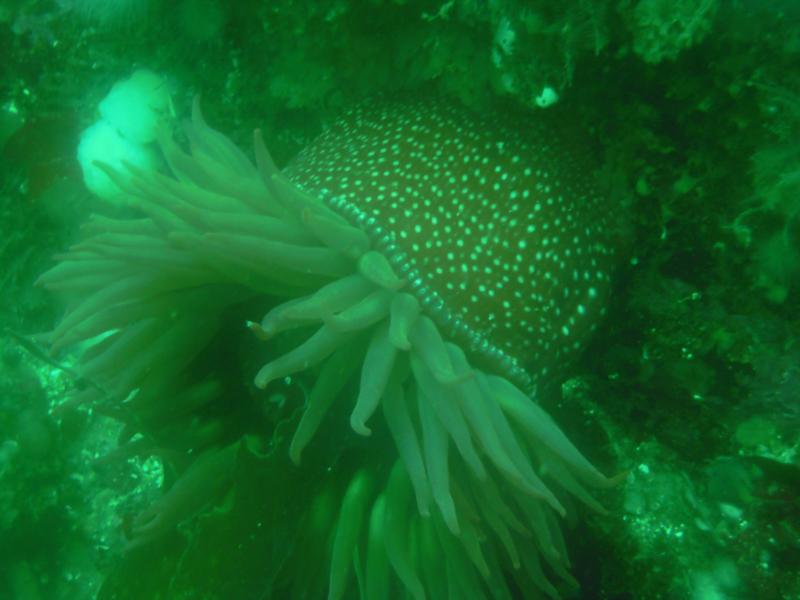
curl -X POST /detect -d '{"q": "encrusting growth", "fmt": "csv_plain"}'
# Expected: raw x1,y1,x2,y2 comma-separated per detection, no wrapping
40,97,623,598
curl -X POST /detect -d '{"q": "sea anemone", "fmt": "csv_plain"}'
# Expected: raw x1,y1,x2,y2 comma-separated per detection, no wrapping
40,97,623,597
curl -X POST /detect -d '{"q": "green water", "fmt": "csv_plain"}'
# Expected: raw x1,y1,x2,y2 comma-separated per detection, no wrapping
1,1,798,599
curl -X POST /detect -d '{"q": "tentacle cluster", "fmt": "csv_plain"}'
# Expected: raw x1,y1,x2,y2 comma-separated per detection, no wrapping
321,461,577,600
39,100,621,598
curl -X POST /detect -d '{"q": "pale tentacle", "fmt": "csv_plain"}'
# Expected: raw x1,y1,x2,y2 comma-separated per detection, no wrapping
358,250,405,290
381,380,432,517
408,316,472,384
328,470,373,600
416,385,459,535
388,293,419,350
489,373,621,488
364,494,391,600
409,352,486,481
351,323,397,436
282,274,375,320
254,326,353,389
301,208,370,259
382,462,426,600
324,289,392,333
289,342,362,465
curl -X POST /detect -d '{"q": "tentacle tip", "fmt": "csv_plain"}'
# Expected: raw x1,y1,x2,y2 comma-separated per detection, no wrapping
254,372,272,389
350,418,372,437
246,320,269,340
289,450,302,466
606,469,630,487
389,334,411,351
446,521,461,536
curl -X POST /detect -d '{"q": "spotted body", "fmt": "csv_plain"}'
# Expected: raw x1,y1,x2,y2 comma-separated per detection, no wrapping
286,99,617,389
41,97,623,598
